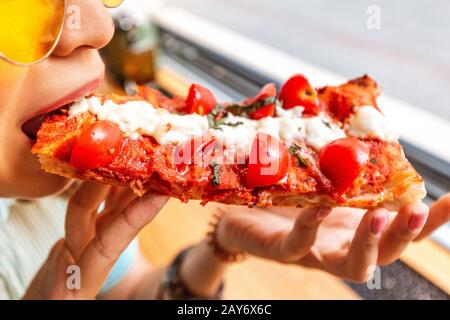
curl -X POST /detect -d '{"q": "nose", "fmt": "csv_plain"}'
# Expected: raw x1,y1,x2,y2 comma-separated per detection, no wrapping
51,0,115,57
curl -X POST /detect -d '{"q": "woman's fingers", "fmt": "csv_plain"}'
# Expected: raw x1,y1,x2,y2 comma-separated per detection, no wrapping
377,202,429,265
216,207,294,257
415,194,450,241
103,187,138,214
77,194,169,296
97,187,138,230
65,182,110,260
345,209,388,282
279,207,331,261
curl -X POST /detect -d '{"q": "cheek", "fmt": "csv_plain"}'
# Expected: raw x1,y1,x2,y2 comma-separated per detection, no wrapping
0,60,28,84
0,62,28,118
0,62,73,198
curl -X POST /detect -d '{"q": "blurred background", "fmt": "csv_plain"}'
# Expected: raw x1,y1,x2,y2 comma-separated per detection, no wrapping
100,0,450,299
106,0,450,119
166,0,450,120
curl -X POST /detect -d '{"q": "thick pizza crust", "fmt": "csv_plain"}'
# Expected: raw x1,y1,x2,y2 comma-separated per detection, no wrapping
37,153,426,211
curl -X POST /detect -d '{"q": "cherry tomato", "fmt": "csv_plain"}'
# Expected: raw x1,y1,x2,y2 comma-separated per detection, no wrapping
186,84,217,115
249,104,276,120
279,74,319,115
247,133,290,188
174,136,216,173
245,83,277,105
245,83,277,120
319,138,369,194
70,121,124,171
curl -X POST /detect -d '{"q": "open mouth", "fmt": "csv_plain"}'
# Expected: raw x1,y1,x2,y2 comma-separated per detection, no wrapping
20,76,103,142
21,103,76,141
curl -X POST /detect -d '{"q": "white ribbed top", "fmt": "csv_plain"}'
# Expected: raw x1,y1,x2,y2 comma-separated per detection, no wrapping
0,197,66,299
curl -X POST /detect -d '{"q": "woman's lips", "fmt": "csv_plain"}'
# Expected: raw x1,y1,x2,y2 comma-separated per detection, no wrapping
33,77,103,118
21,76,103,141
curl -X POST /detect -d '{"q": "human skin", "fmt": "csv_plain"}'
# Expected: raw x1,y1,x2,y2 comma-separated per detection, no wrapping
2,0,448,300
0,0,113,198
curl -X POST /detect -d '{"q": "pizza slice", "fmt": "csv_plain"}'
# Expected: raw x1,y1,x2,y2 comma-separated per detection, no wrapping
28,74,426,210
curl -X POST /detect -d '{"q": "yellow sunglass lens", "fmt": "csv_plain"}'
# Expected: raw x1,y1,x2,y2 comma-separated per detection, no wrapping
0,0,65,64
103,0,124,8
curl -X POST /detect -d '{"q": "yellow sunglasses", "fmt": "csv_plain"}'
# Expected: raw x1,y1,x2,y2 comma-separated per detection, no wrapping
0,0,124,66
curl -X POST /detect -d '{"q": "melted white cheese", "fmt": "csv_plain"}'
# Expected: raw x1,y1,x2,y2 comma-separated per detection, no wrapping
69,97,209,144
209,113,257,154
69,98,397,155
303,116,346,150
200,105,345,153
346,105,399,142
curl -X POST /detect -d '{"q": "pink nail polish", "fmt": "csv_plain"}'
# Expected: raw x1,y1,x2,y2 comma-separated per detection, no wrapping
371,214,388,235
408,212,428,231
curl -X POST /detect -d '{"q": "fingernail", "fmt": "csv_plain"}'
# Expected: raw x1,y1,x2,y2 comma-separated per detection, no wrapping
316,208,331,221
408,212,428,231
371,213,388,235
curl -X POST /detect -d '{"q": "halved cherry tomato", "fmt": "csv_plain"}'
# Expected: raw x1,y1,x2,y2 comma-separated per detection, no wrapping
245,83,277,120
70,121,124,171
319,138,369,194
186,84,217,115
279,74,319,115
174,136,216,173
247,133,290,188
244,83,277,105
249,104,276,120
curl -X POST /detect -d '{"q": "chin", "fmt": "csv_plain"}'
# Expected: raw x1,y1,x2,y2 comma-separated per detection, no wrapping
18,171,73,199
4,137,74,199
34,172,73,198
8,158,74,199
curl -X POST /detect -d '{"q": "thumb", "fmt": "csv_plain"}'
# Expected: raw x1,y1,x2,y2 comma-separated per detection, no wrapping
75,194,169,297
23,239,79,300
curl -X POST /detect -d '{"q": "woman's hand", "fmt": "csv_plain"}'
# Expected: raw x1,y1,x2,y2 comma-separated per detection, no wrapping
215,201,435,282
24,182,168,299
415,194,450,241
